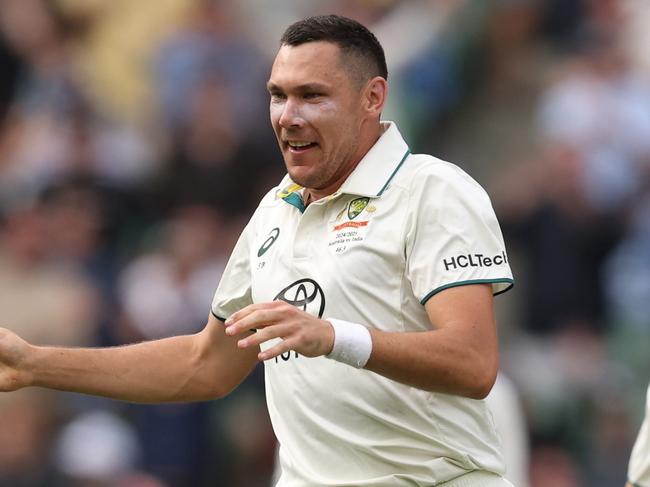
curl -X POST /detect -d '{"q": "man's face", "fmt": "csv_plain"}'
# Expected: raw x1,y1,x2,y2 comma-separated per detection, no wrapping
267,41,367,191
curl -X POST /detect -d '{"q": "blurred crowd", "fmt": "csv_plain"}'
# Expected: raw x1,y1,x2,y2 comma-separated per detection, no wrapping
0,0,648,486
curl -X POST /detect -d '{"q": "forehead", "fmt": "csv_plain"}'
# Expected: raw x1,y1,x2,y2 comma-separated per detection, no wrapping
269,41,350,88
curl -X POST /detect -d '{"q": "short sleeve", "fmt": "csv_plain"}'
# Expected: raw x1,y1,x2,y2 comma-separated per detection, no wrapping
210,217,256,321
629,385,650,487
405,162,514,305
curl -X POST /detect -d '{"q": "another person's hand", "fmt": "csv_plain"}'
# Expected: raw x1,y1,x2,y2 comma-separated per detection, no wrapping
224,301,334,361
0,328,32,392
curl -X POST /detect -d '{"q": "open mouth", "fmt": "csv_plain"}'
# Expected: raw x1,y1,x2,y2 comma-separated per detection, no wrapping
286,141,318,153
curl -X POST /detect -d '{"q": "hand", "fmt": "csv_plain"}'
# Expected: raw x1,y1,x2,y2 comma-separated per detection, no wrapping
0,328,32,392
224,301,334,362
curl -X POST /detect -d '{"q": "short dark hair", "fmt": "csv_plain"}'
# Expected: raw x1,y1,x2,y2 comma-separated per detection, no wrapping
280,14,388,83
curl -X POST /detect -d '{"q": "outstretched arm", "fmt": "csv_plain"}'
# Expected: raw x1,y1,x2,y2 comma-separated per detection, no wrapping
226,283,499,399
0,314,259,403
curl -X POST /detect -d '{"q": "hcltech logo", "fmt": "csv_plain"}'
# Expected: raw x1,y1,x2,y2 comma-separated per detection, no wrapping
347,197,369,220
442,251,508,271
258,228,280,257
274,278,326,318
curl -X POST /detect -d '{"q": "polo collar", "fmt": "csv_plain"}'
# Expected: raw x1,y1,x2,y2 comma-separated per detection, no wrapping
277,121,410,211
277,182,306,213
338,121,410,198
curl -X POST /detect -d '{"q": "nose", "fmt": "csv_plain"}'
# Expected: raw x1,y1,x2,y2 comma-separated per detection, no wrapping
278,98,304,129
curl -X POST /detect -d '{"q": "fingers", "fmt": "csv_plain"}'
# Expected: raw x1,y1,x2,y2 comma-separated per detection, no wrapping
236,323,293,350
238,324,301,362
225,301,294,336
258,339,296,362
224,301,331,361
225,302,274,326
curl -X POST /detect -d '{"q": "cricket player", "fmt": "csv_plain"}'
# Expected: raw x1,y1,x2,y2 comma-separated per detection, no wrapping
0,15,515,486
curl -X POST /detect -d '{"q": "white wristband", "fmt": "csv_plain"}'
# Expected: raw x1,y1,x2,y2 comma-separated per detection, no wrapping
326,318,372,368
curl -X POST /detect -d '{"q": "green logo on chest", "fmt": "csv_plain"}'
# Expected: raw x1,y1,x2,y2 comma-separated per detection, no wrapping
347,197,370,220
258,227,280,257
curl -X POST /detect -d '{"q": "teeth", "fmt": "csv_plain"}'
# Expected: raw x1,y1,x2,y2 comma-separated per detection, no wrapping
287,141,312,148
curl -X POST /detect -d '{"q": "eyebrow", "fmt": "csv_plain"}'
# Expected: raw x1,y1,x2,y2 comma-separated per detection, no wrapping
266,82,330,93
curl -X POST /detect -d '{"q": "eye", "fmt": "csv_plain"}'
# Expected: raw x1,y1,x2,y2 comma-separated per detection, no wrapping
303,92,323,100
270,92,286,101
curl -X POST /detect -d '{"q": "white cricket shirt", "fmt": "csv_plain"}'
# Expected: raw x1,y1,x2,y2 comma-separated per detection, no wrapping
629,384,650,487
212,122,514,486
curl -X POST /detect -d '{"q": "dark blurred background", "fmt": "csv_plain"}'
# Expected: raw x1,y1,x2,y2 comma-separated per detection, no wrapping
0,0,648,486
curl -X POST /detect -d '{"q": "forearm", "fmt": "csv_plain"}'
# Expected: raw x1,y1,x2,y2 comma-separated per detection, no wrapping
365,327,498,399
0,316,258,403
26,334,217,403
223,286,499,398
361,284,500,398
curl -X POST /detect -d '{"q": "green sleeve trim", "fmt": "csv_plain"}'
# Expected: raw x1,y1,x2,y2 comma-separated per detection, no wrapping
420,278,514,305
210,310,227,323
377,149,411,196
210,309,257,332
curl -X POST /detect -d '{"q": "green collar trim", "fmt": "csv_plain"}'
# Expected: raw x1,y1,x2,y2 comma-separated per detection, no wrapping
283,191,305,213
377,149,410,196
277,183,306,213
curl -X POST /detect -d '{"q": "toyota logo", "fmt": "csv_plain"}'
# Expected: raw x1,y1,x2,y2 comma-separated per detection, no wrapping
274,278,326,318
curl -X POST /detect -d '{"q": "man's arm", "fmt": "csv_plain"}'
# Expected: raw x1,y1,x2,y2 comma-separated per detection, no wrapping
0,314,259,403
225,283,498,399
366,283,498,399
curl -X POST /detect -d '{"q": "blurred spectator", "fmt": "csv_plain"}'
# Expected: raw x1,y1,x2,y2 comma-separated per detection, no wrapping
0,0,157,209
496,143,624,335
0,203,100,486
37,175,140,347
151,0,281,219
118,205,226,341
0,206,98,347
154,0,268,134
0,391,58,486
116,205,228,487
0,0,85,207
54,410,146,486
537,37,650,213
379,0,466,147
529,443,582,487
605,193,650,329
54,0,192,126
152,73,282,219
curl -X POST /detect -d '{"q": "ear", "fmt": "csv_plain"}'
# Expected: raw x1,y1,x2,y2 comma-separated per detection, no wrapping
362,76,388,117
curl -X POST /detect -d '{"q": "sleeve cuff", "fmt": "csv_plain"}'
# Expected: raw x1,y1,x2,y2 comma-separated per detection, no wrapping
420,278,514,305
